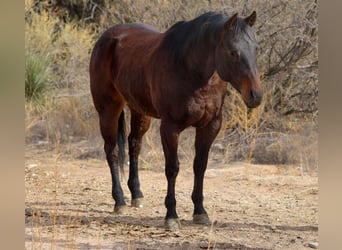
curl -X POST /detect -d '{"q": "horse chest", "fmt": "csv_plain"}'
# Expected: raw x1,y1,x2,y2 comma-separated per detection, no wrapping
157,75,226,127
188,73,226,127
187,92,224,127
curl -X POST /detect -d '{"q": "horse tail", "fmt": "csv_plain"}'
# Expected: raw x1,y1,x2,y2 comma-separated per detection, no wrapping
100,30,126,175
117,109,126,177
108,32,126,177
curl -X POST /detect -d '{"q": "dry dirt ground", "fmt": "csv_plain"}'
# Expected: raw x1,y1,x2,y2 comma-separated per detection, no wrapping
25,144,318,250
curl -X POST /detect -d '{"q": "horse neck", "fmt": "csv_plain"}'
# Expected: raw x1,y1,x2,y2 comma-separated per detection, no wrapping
183,43,216,85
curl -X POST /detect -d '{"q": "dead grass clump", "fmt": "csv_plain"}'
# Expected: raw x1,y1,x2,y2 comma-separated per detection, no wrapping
26,95,98,146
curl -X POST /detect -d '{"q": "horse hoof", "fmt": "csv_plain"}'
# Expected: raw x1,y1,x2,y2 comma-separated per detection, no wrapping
193,214,211,225
114,205,128,214
131,198,144,208
164,218,181,231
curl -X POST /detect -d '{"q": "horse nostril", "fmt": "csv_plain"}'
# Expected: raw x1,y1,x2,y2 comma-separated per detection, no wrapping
250,90,255,100
249,89,263,106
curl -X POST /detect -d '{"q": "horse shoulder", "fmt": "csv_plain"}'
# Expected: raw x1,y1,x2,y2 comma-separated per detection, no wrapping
155,73,226,127
191,78,226,125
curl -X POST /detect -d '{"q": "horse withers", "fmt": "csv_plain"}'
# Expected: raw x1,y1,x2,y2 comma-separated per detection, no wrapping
89,11,262,231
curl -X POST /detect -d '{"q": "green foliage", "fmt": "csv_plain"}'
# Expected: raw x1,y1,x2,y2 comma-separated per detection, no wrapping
25,53,50,105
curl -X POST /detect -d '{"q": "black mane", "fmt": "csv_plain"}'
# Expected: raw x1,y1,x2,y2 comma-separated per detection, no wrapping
160,12,250,64
161,12,226,63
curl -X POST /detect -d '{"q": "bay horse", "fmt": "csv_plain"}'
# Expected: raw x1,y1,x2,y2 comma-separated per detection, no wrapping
89,11,262,230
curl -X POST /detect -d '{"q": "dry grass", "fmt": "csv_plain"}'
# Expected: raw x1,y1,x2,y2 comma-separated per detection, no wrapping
25,0,318,170
25,0,97,148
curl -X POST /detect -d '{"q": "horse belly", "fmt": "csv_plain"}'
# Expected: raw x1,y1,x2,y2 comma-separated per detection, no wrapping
114,73,160,118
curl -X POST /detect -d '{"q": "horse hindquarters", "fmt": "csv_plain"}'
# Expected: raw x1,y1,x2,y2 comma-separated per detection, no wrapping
89,32,127,213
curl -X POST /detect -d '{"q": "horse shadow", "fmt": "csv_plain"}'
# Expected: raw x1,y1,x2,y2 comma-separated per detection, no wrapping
25,201,318,233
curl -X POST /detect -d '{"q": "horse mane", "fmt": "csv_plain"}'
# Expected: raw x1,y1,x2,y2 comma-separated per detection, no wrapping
160,12,249,64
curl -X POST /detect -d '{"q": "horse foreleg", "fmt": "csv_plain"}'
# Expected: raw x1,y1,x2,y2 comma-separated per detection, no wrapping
192,115,222,224
160,121,182,231
128,110,151,208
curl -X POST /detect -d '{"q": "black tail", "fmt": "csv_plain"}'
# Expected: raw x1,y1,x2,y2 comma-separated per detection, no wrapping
117,110,126,176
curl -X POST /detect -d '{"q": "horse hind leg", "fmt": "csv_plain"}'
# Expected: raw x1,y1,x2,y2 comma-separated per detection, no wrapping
127,109,151,208
98,99,127,214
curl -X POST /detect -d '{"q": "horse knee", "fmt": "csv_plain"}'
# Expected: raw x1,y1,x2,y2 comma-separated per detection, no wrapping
165,162,179,179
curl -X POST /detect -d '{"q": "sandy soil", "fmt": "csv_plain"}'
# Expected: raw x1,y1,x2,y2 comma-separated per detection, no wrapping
25,145,318,249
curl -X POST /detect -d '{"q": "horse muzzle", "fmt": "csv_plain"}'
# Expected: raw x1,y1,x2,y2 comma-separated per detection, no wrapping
241,72,263,108
245,88,263,108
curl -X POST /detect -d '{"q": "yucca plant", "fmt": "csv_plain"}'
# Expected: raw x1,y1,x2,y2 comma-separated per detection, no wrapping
25,53,50,105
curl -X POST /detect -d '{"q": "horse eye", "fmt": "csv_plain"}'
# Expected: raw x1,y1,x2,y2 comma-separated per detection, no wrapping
230,50,239,59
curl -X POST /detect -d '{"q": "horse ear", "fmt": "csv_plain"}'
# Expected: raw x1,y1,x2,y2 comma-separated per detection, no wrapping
244,11,257,27
224,13,238,31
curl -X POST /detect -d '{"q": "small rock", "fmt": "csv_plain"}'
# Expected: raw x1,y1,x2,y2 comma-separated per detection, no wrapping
25,208,43,217
306,242,318,249
89,222,99,229
80,216,90,225
199,241,209,249
37,140,48,145
25,208,33,216
26,164,38,170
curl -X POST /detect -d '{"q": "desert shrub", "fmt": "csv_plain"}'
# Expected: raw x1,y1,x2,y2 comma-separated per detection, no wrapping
25,53,51,105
